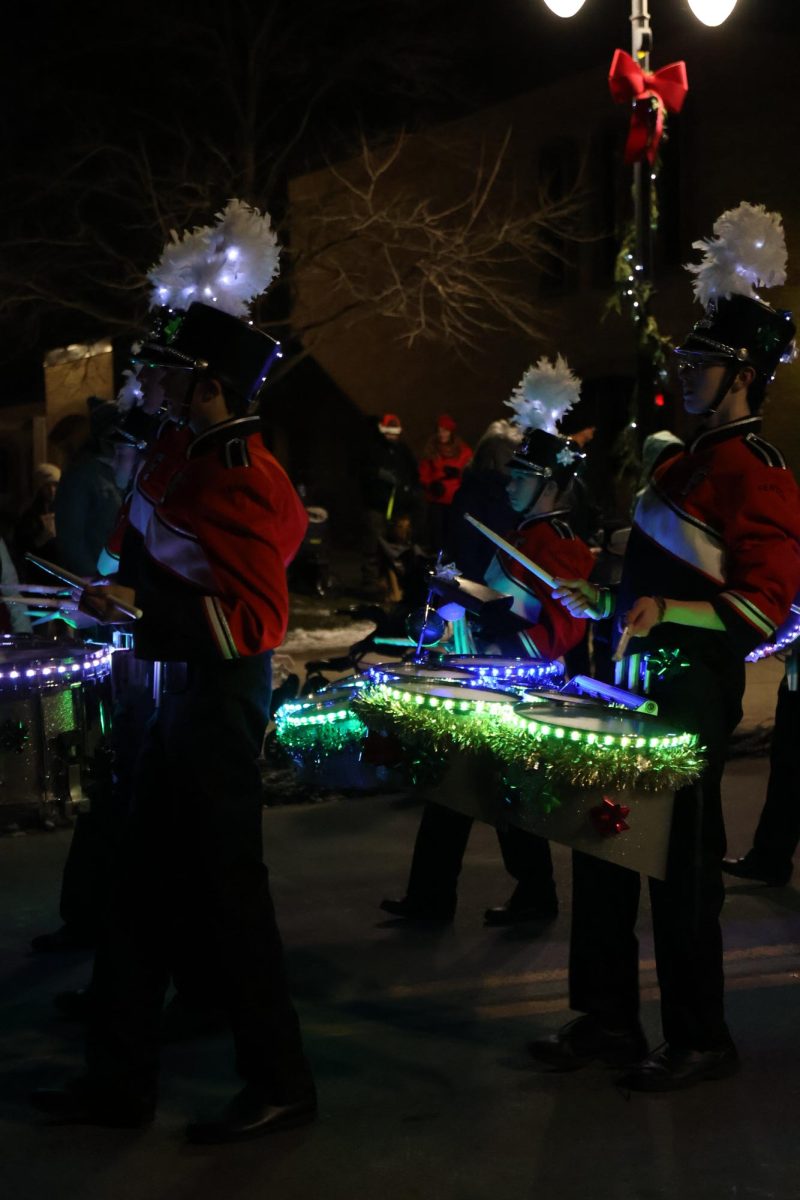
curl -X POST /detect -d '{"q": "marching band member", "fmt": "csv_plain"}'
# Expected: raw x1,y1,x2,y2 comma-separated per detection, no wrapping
33,206,316,1143
537,203,800,1091
381,357,595,927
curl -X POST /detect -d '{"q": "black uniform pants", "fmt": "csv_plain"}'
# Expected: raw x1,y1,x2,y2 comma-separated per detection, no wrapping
86,653,310,1104
405,800,556,911
751,678,800,875
59,659,155,935
569,659,743,1051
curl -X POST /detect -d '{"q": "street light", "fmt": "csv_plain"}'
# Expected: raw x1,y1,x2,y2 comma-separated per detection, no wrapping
543,1,587,14
687,1,738,27
544,1,738,29
539,0,737,434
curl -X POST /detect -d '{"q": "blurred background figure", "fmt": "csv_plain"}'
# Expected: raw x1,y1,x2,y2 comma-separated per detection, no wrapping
446,418,521,579
54,397,124,578
419,413,472,554
13,462,61,574
0,537,32,635
633,428,684,510
357,412,421,597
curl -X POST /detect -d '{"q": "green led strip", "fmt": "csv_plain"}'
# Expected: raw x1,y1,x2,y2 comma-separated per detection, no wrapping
352,684,703,794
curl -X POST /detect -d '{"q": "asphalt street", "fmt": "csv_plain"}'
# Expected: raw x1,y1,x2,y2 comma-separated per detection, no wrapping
0,568,794,1200
2,642,799,1200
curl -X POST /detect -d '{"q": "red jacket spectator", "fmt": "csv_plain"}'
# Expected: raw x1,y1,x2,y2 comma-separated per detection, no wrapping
419,414,472,506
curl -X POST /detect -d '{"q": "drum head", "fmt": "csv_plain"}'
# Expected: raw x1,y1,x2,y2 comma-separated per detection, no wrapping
0,635,87,665
0,637,112,685
299,684,362,710
514,698,674,740
388,680,517,705
369,661,475,688
448,655,563,676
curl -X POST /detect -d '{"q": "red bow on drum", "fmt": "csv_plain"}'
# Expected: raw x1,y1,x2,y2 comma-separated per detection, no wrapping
590,796,631,837
608,49,689,165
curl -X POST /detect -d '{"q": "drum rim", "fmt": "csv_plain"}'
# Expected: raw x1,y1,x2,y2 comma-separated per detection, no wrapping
379,679,518,704
514,698,682,739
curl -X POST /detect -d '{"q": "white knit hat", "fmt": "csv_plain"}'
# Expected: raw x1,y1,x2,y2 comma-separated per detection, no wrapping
33,462,61,489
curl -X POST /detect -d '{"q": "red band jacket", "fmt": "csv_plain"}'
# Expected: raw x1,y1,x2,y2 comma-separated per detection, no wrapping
618,416,800,668
483,510,595,659
102,418,193,581
131,416,307,662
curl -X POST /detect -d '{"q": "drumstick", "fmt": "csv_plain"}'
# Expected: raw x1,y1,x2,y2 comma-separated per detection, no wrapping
0,595,80,610
0,583,70,596
464,514,556,589
612,625,633,663
25,554,143,621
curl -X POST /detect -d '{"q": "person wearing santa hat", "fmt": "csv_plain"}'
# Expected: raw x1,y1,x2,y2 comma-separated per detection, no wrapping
357,412,421,597
419,413,472,554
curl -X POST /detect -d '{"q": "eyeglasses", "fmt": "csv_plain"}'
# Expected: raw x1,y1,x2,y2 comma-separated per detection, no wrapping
677,359,719,375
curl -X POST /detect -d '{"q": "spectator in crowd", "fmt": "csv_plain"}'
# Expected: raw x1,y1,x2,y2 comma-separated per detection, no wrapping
446,418,521,580
419,414,472,554
357,413,420,596
13,462,61,573
54,398,123,578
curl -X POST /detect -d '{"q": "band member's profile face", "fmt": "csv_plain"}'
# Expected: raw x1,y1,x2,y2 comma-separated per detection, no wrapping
506,468,543,514
678,360,727,415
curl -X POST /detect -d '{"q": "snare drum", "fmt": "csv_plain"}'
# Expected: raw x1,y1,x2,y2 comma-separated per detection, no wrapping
446,655,564,691
512,697,686,748
381,678,517,708
276,681,397,792
366,661,476,689
0,636,113,831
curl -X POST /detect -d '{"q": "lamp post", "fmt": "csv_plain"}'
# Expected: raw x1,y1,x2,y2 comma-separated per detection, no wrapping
542,0,738,435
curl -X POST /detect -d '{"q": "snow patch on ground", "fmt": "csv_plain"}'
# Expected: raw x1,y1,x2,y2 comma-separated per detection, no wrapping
279,621,375,654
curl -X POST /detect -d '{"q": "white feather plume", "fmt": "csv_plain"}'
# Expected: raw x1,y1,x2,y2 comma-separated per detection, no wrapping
686,202,787,310
504,355,581,434
147,199,280,317
116,365,144,413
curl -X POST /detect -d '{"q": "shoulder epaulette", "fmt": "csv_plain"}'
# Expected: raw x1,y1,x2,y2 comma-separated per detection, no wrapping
222,438,252,469
743,432,786,469
550,518,574,540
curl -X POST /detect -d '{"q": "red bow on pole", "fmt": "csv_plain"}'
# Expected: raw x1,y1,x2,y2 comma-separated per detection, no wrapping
608,49,689,165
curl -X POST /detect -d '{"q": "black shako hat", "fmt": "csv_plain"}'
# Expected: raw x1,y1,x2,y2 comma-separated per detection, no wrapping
675,293,796,383
135,302,282,403
508,428,584,489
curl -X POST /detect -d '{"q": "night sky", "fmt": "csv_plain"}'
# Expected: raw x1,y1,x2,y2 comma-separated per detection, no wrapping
2,0,797,398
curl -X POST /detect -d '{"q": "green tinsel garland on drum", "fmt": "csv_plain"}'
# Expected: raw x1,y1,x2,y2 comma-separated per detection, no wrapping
351,688,704,795
275,712,366,759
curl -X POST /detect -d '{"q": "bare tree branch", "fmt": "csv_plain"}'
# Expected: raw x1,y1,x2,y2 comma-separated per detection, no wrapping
289,129,589,356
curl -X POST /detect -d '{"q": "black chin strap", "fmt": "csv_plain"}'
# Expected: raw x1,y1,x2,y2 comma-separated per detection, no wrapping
522,473,549,516
701,362,738,420
174,371,201,429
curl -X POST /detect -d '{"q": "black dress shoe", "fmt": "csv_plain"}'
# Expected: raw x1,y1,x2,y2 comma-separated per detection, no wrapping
616,1043,739,1092
53,988,93,1021
721,851,792,887
484,898,558,926
31,1078,154,1128
31,925,96,953
186,1084,317,1145
527,1014,648,1071
379,896,455,922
